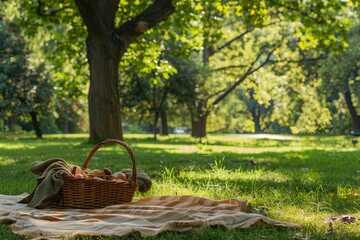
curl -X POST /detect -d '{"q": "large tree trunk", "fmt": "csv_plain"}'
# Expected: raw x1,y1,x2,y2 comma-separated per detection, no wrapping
344,90,360,129
74,0,175,143
87,36,123,142
30,111,42,138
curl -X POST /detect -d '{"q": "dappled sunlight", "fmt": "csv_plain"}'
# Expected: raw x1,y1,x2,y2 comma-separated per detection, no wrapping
44,133,88,139
298,170,323,185
1,0,359,236
1,134,360,239
270,205,327,226
0,157,16,166
134,143,179,150
178,167,291,184
222,134,300,140
178,146,198,152
0,143,35,150
215,146,264,153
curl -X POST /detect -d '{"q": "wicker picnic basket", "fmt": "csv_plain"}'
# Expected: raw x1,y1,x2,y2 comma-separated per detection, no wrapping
58,139,138,209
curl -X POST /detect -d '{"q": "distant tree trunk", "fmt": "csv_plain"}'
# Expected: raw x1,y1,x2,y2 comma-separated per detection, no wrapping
30,111,42,138
248,91,262,133
160,109,169,136
189,98,209,138
191,112,208,138
0,119,4,133
8,113,18,132
153,111,159,140
344,90,360,129
251,106,262,133
64,102,69,133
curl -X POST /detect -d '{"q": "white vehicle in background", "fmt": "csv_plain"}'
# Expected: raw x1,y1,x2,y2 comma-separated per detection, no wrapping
173,127,187,134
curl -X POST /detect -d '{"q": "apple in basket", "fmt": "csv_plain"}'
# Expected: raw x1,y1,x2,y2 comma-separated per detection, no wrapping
74,173,85,179
90,169,103,176
103,168,112,176
112,172,127,181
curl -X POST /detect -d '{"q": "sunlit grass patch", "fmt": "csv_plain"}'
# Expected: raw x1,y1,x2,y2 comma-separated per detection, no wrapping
0,133,360,239
0,156,16,165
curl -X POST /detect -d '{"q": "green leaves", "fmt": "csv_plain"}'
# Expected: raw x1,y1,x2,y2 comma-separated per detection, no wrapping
0,16,54,128
1,0,358,136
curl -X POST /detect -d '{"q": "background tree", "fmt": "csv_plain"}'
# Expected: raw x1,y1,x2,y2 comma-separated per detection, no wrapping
74,0,175,142
119,0,356,137
3,0,175,142
0,16,53,138
1,0,358,138
320,21,360,130
0,16,26,132
121,68,176,140
140,0,355,139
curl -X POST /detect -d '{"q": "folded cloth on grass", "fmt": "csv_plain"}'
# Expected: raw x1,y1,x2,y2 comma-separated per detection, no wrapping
121,168,152,192
0,194,300,240
19,158,73,209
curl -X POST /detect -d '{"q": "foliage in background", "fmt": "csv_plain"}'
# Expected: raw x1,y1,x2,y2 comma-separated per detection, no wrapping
0,15,55,137
319,15,360,131
120,0,358,138
0,1,359,137
1,1,91,135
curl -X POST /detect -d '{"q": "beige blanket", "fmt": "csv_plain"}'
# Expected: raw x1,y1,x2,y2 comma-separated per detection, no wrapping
0,194,300,239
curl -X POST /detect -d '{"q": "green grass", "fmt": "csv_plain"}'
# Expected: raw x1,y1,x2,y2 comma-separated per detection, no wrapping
1,133,360,239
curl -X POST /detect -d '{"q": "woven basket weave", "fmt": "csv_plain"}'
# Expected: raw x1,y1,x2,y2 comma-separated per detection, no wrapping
58,139,138,209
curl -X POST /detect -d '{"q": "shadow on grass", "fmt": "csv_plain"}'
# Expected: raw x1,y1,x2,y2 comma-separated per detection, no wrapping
70,225,299,240
0,136,359,206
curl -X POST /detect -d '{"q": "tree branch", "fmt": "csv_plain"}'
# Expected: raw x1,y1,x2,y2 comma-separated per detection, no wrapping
269,0,332,25
268,55,325,65
211,29,253,57
209,20,282,58
37,0,71,17
205,88,230,102
215,64,249,72
74,0,121,37
116,0,175,48
211,48,276,107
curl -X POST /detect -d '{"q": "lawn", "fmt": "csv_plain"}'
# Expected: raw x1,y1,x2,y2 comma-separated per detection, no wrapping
0,133,359,239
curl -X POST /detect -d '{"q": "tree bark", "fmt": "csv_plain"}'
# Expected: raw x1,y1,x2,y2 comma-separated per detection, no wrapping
344,90,360,129
153,111,159,140
160,109,169,136
252,106,262,133
247,88,262,133
74,0,175,143
191,112,208,139
64,102,69,133
7,113,17,132
87,36,123,142
30,111,43,138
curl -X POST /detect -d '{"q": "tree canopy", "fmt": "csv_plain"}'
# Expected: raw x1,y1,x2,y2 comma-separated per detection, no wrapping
1,0,359,138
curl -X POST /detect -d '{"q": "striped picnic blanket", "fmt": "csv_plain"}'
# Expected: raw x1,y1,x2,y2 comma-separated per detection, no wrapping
0,194,299,239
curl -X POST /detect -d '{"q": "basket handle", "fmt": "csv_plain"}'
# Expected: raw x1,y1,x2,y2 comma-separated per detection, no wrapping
82,139,137,185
